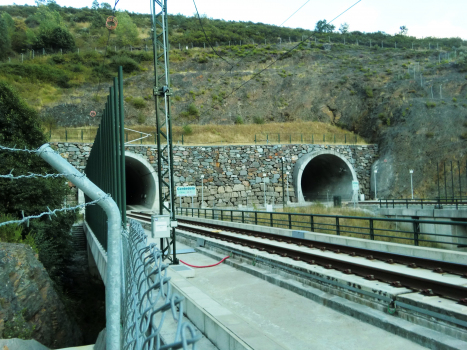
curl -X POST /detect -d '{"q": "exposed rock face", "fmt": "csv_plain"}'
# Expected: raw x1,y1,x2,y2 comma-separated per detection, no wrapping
0,243,82,348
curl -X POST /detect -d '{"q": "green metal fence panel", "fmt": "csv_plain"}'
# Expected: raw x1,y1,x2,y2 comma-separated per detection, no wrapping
84,67,126,249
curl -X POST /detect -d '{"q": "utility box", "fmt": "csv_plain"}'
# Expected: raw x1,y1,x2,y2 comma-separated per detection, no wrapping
151,214,171,239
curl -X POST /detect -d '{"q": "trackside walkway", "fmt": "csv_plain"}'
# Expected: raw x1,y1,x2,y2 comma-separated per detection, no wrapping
168,243,427,350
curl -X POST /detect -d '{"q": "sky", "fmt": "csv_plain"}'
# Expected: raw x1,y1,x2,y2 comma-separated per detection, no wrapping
1,0,467,40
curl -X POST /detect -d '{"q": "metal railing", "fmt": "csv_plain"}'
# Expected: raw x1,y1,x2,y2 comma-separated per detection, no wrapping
378,198,467,209
122,219,200,349
254,133,360,145
176,207,467,248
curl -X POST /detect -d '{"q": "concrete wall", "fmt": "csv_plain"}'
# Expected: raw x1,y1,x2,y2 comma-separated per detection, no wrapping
50,142,378,208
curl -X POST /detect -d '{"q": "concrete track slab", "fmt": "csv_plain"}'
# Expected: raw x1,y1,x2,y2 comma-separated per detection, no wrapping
179,222,467,288
169,248,428,350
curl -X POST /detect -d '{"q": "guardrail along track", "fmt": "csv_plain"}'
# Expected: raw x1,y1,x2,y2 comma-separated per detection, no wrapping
127,212,467,304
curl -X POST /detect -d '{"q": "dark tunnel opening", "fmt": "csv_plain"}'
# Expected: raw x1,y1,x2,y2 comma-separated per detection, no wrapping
125,155,157,210
301,154,353,201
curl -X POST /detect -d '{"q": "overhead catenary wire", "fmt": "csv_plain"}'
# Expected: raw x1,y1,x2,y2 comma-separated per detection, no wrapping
192,0,234,69
202,0,363,114
227,0,363,98
279,0,312,27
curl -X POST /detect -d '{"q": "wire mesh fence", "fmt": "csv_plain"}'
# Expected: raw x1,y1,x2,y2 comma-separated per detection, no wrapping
122,219,201,350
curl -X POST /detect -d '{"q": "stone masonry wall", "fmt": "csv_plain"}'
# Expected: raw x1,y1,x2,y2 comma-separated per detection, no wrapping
50,142,378,208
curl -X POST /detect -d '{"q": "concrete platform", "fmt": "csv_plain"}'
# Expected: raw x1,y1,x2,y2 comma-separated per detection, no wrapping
168,244,432,350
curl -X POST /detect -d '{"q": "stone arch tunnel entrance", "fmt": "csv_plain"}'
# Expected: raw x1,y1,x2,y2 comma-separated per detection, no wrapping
294,150,357,203
125,152,159,211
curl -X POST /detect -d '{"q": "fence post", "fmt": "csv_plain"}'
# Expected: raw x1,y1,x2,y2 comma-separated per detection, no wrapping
65,128,67,141
81,130,83,141
182,134,184,145
140,133,143,144
288,214,292,229
231,210,233,222
310,215,314,232
290,134,291,144
312,134,314,144
221,210,223,221
255,134,256,144
336,217,340,235
255,212,258,225
369,219,374,240
323,134,325,143
242,211,244,223
270,212,273,227
413,218,420,246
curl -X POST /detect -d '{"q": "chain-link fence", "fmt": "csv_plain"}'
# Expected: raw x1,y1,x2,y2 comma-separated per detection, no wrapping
121,219,201,350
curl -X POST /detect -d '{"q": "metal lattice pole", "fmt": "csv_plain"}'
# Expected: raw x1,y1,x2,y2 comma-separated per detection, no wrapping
152,0,178,263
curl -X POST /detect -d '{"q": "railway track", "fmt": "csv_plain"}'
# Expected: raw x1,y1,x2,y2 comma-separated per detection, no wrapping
127,211,467,304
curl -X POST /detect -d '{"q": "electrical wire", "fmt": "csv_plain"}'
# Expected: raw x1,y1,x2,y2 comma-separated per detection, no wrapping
180,256,229,268
279,0,311,27
192,0,234,69
210,0,363,110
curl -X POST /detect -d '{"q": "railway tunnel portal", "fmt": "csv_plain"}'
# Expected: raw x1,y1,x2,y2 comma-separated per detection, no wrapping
125,152,159,211
293,150,357,203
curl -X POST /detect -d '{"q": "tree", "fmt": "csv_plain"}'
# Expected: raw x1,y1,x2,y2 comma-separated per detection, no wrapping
339,23,349,34
91,0,100,10
114,11,140,46
0,81,76,277
0,14,11,59
101,2,112,10
399,26,408,36
315,19,335,33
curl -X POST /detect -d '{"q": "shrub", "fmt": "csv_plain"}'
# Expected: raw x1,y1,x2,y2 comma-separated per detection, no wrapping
3,308,34,340
253,116,265,124
0,63,70,88
136,112,146,124
378,113,385,120
182,124,193,135
235,116,244,124
426,101,436,108
364,86,373,98
453,97,457,102
426,131,434,138
0,214,23,243
110,55,140,73
131,97,146,109
187,103,199,116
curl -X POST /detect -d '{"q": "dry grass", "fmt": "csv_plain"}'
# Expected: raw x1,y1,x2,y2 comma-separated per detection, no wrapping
48,121,367,145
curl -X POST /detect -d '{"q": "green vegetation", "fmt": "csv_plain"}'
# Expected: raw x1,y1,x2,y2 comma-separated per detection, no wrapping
365,86,373,98
3,308,34,340
0,81,76,280
182,124,193,135
253,116,265,124
426,101,436,108
131,96,146,109
235,116,244,125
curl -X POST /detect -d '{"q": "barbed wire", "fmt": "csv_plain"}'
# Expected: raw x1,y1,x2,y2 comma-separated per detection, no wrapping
0,170,86,180
0,195,110,228
0,145,40,153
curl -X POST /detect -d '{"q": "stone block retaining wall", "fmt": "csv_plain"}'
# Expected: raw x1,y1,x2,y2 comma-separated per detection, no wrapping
50,142,378,208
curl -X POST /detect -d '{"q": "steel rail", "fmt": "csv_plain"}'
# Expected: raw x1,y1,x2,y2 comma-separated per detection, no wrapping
127,212,467,303
177,219,467,277
177,223,467,303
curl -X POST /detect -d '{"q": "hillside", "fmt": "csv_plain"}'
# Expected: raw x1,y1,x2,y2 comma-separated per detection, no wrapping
1,4,467,199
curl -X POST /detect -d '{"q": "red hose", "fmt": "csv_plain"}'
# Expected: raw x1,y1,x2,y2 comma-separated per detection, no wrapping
180,256,230,268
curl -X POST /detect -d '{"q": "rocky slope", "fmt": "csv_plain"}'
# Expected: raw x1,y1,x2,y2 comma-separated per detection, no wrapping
0,243,82,348
41,44,467,198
